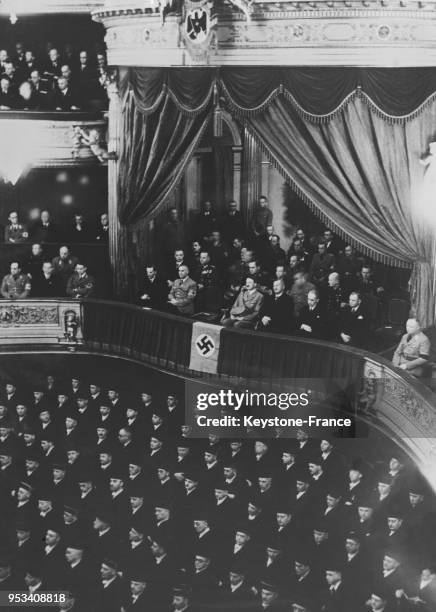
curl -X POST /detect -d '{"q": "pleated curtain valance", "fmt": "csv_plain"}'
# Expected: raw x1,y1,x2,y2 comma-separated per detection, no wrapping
119,66,436,121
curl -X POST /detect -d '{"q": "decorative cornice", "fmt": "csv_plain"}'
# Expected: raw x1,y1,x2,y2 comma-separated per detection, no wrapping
96,2,436,66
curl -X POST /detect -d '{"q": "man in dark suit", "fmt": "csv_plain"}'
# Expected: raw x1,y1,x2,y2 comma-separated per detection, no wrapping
32,262,63,298
96,558,127,612
53,76,80,111
126,573,149,610
31,210,59,243
259,279,295,334
320,559,352,612
309,242,335,286
337,291,368,347
297,290,327,339
138,265,168,310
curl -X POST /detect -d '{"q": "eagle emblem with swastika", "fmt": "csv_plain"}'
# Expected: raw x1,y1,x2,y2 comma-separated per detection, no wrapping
195,333,215,358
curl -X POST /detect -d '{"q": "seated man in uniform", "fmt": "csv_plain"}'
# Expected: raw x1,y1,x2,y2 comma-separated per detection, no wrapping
167,264,197,316
1,262,31,299
392,317,431,377
221,275,264,329
66,263,96,299
4,211,29,243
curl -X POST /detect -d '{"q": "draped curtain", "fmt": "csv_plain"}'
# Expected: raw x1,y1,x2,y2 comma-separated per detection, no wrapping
118,67,436,324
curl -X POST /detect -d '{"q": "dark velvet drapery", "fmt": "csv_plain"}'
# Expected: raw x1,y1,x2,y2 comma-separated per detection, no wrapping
118,67,436,323
83,300,192,369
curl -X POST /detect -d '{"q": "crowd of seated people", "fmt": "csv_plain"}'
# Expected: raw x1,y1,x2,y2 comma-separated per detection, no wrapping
0,209,110,299
0,42,108,111
3,210,109,245
0,373,434,611
139,199,409,349
0,255,96,300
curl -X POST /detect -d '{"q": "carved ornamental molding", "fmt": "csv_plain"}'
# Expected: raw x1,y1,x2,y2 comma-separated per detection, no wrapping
94,0,436,65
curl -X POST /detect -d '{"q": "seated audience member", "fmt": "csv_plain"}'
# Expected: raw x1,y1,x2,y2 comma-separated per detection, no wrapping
208,230,229,275
323,229,342,256
68,213,91,243
221,276,264,329
1,262,31,299
167,249,189,284
325,272,347,337
138,265,167,310
288,239,312,270
272,264,292,292
95,213,109,243
1,62,20,91
190,240,203,269
32,262,62,298
221,200,245,244
337,245,361,293
52,246,79,288
31,210,59,243
247,260,270,295
288,254,305,277
297,289,327,339
167,264,197,316
337,291,368,347
355,265,384,297
259,279,295,334
28,70,50,109
193,251,222,312
66,263,96,299
289,272,316,318
193,201,218,243
24,52,40,78
4,211,28,243
228,236,245,265
392,317,431,377
251,195,273,239
53,76,80,111
293,227,313,256
309,242,335,286
24,243,45,280
263,234,286,274
44,47,62,77
0,77,19,109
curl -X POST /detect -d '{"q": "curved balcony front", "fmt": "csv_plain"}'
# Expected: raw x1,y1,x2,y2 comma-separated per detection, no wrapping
1,298,434,491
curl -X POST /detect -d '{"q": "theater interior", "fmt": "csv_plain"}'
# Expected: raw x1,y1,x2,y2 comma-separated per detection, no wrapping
0,1,435,611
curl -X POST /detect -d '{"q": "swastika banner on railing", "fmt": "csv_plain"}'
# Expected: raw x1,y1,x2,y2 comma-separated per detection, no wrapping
189,321,221,374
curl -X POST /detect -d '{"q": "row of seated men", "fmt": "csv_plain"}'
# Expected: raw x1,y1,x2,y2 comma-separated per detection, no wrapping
0,43,108,111
158,200,407,297
0,253,96,299
137,254,387,348
0,375,434,611
2,211,109,245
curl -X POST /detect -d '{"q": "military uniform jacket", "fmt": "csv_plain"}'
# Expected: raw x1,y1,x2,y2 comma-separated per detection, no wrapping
230,288,264,321
169,277,197,315
393,331,431,376
66,273,96,298
4,223,29,243
1,273,31,299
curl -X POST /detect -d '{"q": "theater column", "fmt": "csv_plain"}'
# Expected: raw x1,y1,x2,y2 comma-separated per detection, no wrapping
241,128,262,226
107,80,122,294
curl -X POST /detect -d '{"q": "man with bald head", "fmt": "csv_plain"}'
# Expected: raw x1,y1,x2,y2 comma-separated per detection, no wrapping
393,318,431,377
259,279,295,334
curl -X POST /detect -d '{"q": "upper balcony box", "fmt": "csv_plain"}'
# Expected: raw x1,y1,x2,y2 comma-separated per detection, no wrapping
94,0,436,67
